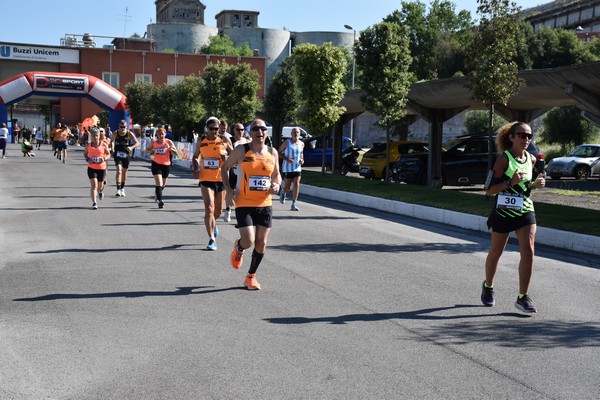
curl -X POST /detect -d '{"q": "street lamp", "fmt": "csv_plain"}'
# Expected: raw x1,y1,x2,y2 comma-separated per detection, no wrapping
344,24,356,142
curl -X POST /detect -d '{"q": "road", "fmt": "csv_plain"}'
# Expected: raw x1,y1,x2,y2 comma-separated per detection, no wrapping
1,144,599,399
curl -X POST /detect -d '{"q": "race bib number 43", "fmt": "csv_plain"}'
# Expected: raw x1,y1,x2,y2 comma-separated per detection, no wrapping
497,193,524,211
249,175,271,191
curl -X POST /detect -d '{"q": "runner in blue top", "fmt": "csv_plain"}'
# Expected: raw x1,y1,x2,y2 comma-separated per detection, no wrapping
278,127,304,211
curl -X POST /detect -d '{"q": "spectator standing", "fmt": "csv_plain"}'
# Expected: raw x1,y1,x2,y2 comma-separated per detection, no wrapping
35,126,43,149
0,122,9,158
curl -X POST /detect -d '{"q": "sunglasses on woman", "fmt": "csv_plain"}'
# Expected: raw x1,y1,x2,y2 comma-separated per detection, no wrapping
514,131,533,140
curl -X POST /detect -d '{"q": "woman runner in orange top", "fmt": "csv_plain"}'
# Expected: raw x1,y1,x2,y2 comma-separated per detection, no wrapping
147,127,178,208
83,128,111,210
221,118,281,290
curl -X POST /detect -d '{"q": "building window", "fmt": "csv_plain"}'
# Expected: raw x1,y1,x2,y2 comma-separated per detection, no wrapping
102,72,119,89
568,11,580,25
556,15,567,27
167,75,184,85
581,7,593,21
135,74,152,83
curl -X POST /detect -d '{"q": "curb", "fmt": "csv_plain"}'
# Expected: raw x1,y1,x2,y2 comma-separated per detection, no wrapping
302,184,600,256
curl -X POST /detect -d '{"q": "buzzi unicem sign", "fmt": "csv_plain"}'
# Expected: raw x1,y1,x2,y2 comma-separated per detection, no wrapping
0,43,79,64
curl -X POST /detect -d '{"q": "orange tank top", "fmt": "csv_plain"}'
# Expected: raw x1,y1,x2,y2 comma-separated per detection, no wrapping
87,143,107,170
235,144,276,208
199,137,226,182
150,140,172,165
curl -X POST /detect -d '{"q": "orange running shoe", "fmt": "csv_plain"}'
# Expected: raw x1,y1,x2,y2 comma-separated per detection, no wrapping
244,274,261,290
231,240,243,269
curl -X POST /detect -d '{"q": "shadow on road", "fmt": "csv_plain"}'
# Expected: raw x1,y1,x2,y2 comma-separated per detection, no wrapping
13,286,245,301
265,304,600,349
272,241,487,254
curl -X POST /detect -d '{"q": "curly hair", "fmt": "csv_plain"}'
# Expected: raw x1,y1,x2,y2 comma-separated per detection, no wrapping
495,121,530,153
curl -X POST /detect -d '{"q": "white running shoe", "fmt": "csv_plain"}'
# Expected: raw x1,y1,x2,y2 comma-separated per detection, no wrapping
121,188,126,197
223,209,231,222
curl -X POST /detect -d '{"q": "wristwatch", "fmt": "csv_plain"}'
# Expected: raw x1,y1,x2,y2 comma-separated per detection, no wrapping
503,179,512,187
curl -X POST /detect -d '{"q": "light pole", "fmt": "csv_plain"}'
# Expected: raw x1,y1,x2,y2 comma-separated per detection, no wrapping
344,24,356,143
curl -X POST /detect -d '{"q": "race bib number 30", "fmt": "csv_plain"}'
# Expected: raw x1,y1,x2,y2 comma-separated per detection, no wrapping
249,175,271,191
203,158,219,169
497,193,524,211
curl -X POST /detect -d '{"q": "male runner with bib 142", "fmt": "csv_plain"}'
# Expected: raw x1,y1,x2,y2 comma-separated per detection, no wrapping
221,118,281,290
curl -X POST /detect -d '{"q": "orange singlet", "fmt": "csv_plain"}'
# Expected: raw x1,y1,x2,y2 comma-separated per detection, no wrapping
149,140,172,166
198,137,226,182
87,143,108,170
235,144,275,208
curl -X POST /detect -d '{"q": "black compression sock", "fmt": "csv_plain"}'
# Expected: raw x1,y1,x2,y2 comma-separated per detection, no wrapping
248,250,264,275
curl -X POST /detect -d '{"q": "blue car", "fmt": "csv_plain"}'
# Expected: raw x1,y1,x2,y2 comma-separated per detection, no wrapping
302,136,353,166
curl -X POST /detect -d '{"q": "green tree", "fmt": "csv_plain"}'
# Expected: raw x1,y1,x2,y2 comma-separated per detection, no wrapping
199,61,262,125
290,42,347,171
384,0,474,80
464,110,507,135
161,75,205,141
198,34,253,57
541,106,599,151
355,21,413,183
124,81,159,126
527,27,597,69
264,59,298,147
466,0,524,170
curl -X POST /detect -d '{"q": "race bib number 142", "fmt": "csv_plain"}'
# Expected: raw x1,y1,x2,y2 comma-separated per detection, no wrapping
249,175,270,191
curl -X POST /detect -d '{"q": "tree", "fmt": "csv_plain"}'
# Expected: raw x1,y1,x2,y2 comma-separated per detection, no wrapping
290,42,347,172
198,34,253,57
464,110,507,135
198,61,262,125
527,27,597,69
541,106,599,151
161,75,205,141
384,0,474,80
466,0,524,170
264,59,298,148
355,21,413,183
124,81,159,127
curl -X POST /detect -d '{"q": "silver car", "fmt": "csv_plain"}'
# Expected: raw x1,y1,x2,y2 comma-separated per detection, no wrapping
546,144,600,180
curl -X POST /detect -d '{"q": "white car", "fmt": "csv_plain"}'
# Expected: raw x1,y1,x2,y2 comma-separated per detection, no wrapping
546,144,600,180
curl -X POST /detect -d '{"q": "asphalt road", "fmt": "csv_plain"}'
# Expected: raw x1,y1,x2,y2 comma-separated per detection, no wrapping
1,144,599,400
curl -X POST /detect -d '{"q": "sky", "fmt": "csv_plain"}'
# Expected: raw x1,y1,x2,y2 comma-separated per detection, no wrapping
2,0,548,48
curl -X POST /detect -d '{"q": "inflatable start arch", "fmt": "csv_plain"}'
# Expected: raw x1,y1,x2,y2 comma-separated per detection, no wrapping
0,71,129,137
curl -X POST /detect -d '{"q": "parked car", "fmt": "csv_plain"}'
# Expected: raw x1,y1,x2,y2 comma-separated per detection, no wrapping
302,136,353,166
394,134,545,187
359,141,428,180
546,144,600,180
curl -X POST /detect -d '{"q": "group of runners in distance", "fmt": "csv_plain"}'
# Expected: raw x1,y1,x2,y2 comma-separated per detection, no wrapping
81,117,296,291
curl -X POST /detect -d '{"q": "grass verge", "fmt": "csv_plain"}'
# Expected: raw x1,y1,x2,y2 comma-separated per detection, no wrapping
302,171,600,237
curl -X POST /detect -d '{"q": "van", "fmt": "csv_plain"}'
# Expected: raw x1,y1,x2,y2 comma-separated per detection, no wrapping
281,126,311,140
